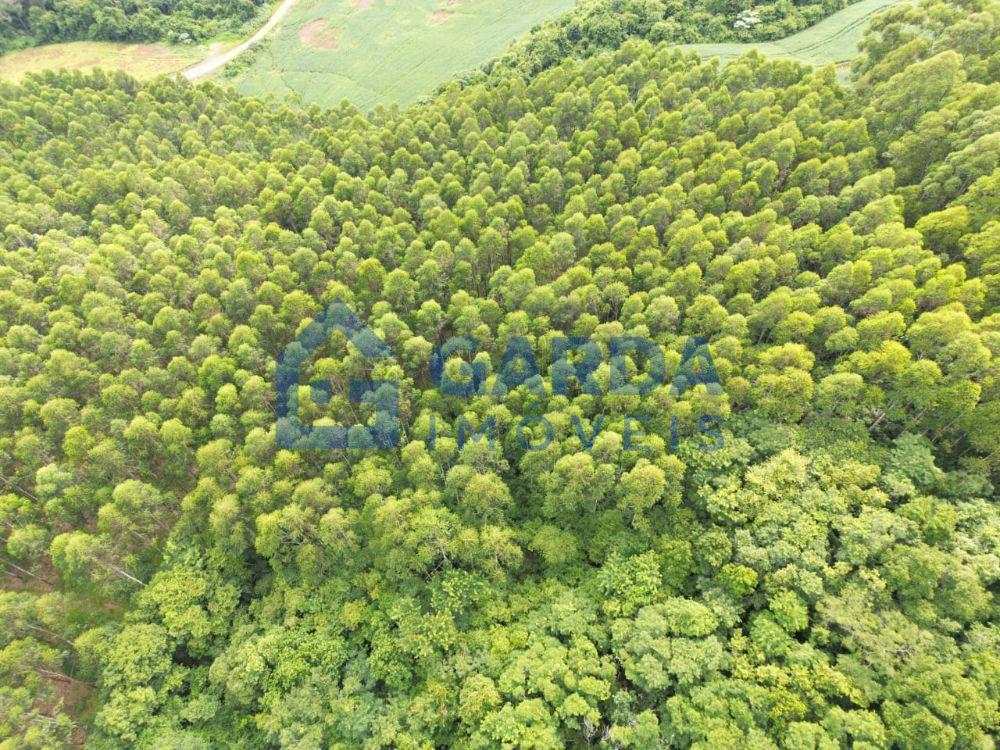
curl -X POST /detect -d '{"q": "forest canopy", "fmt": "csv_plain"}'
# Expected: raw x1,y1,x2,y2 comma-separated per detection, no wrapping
0,0,997,747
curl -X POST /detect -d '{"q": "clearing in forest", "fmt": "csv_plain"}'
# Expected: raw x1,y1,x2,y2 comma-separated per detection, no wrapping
0,40,204,83
300,20,341,49
222,0,575,110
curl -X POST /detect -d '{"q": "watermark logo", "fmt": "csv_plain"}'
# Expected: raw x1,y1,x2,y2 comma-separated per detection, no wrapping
276,301,724,452
275,302,399,449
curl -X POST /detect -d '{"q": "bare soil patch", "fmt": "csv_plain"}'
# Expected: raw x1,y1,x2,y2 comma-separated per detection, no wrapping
353,0,373,9
430,0,463,25
429,9,453,25
300,19,340,49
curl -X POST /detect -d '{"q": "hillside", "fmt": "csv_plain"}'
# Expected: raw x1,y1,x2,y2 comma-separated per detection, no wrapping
0,0,997,747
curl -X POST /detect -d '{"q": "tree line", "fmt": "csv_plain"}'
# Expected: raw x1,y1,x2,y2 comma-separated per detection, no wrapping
0,0,268,54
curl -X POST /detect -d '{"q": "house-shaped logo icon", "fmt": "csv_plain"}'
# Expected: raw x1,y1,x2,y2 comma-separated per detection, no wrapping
275,302,400,449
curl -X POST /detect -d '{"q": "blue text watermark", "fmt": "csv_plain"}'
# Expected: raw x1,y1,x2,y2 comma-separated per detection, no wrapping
275,302,724,453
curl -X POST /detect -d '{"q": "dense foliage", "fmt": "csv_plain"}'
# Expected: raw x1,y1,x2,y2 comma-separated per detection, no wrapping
0,0,268,54
0,0,997,747
483,0,864,81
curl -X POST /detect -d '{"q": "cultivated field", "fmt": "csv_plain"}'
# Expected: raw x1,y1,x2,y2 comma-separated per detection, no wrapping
223,0,576,109
679,0,906,72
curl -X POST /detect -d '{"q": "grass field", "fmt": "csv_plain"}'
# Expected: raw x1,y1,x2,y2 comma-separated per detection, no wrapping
678,0,906,72
0,40,207,83
223,0,576,110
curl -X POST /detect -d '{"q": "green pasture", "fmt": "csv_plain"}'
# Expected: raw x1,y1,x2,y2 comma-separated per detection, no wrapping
0,40,204,83
223,0,575,110
679,0,907,73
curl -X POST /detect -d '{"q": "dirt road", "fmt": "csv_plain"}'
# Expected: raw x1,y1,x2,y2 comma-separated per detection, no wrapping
181,0,298,81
